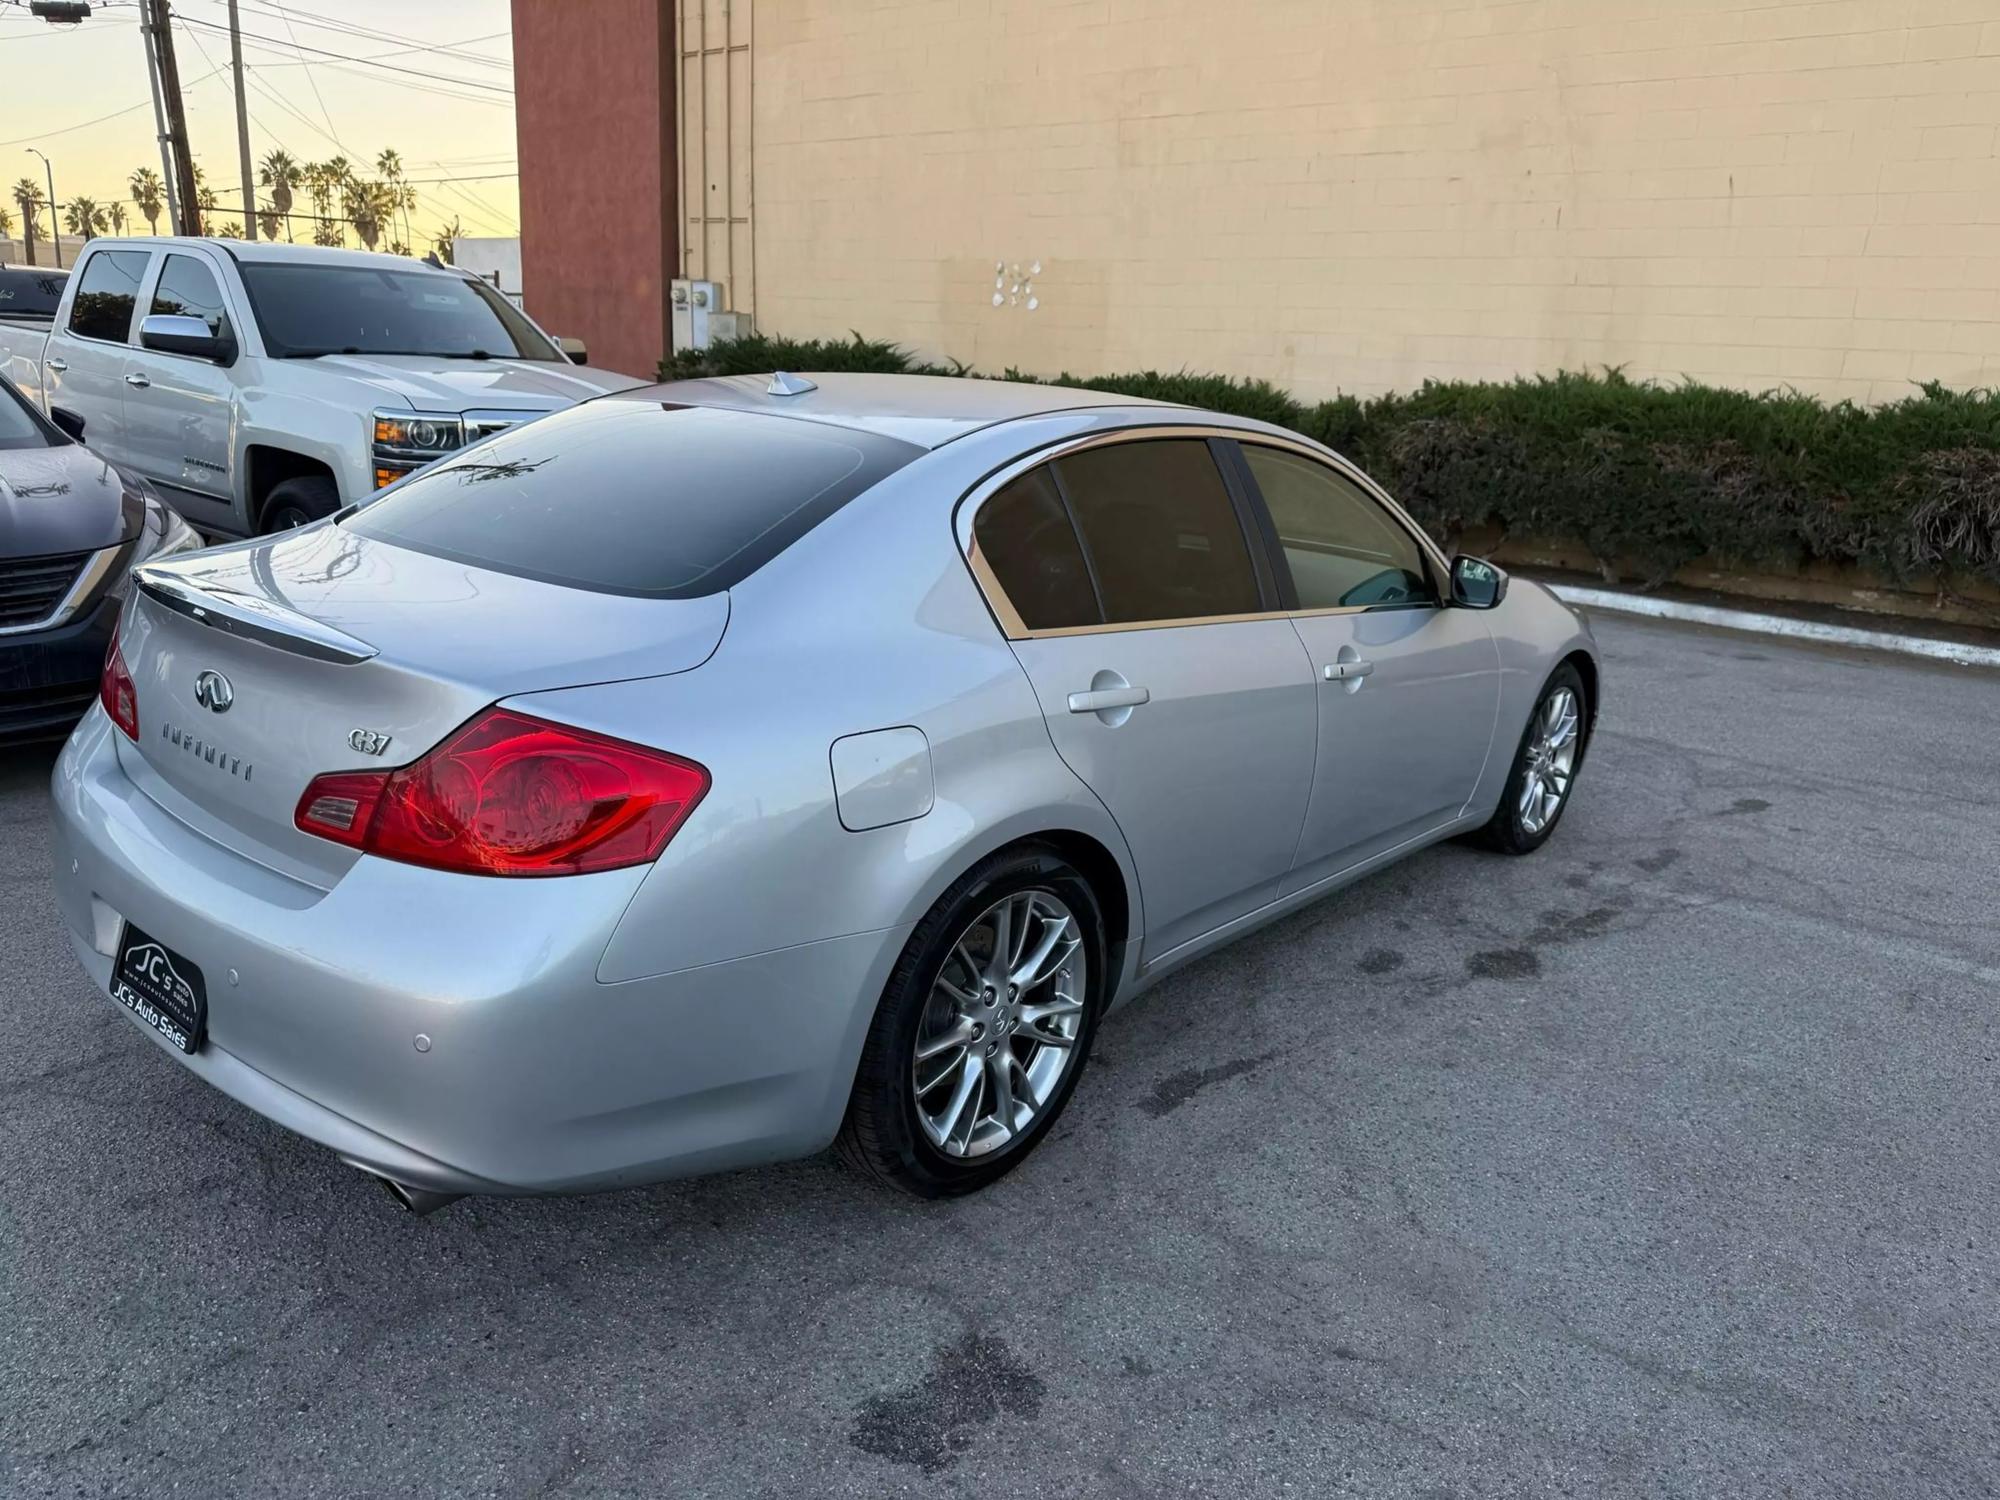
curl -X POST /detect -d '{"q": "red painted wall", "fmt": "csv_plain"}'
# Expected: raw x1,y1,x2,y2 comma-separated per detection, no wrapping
510,0,675,380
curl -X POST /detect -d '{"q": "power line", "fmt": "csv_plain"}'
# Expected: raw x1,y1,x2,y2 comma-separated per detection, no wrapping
177,14,513,95
0,67,224,148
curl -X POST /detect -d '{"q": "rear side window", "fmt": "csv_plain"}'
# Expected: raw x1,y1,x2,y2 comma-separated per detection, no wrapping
65,250,150,343
973,466,1101,630
343,401,921,598
0,267,66,321
1054,439,1259,624
150,254,228,338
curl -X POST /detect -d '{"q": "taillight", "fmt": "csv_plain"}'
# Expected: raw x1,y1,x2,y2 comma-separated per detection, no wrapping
100,623,138,740
294,709,709,877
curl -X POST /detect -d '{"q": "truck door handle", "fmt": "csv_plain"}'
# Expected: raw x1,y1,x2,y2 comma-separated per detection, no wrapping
46,359,67,373
1067,686,1150,713
124,373,151,389
1324,659,1374,681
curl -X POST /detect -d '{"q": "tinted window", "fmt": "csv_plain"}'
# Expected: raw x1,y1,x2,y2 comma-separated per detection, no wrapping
0,267,67,321
1054,439,1258,624
150,254,227,337
239,263,556,359
65,250,149,343
344,402,921,597
1244,446,1435,609
973,466,1101,630
0,376,54,449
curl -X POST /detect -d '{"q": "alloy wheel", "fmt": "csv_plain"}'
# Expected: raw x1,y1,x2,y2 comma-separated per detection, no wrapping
1519,685,1580,835
911,888,1086,1158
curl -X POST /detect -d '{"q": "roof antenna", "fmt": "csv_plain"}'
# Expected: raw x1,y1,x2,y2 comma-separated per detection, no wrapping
767,371,817,397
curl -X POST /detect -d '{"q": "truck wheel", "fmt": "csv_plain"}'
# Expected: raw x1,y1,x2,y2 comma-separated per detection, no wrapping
260,475,338,532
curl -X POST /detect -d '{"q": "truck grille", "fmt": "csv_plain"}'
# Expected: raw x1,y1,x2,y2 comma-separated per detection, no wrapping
0,550,91,629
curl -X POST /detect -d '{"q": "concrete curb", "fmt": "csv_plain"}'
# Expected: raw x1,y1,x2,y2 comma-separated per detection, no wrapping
1548,584,2000,670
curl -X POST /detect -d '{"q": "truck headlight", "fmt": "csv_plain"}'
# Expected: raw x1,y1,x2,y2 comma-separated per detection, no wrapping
372,409,466,487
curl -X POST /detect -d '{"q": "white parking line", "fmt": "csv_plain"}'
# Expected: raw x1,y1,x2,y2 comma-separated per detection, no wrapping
1549,585,2000,671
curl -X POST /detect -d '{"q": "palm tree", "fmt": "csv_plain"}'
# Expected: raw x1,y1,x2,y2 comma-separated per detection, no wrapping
258,149,301,241
129,167,165,235
192,164,219,217
214,221,243,240
257,207,283,241
376,147,414,250
431,217,460,264
303,160,346,246
107,202,128,236
0,204,13,244
63,197,109,241
11,179,46,265
345,178,399,252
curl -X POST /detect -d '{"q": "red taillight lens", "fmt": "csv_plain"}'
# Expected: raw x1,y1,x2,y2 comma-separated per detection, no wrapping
100,623,138,740
294,709,709,877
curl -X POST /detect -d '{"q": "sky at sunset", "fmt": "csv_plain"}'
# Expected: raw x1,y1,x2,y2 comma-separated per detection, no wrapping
0,0,518,245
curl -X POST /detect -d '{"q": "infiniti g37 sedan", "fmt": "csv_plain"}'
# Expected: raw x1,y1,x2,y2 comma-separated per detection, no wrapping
50,373,1598,1210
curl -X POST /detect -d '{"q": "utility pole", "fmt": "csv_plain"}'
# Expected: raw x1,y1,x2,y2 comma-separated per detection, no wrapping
26,148,59,267
143,0,202,236
139,2,182,236
227,0,256,238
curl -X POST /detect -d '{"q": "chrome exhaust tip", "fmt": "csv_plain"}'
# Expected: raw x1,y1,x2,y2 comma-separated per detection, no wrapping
374,1174,463,1217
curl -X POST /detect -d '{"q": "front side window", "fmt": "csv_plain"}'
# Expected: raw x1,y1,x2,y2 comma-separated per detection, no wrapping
239,263,557,360
973,466,1101,631
150,254,228,337
0,376,55,450
65,250,150,344
1053,439,1259,625
1243,445,1435,610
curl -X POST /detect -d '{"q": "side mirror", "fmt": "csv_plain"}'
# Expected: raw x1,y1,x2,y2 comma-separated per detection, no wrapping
49,405,85,443
139,313,235,365
556,335,588,366
1450,554,1508,609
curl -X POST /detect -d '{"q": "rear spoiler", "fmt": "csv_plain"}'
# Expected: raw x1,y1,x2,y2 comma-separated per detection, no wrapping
136,569,378,665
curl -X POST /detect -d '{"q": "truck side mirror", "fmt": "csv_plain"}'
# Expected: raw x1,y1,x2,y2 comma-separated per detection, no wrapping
49,406,85,443
140,313,236,366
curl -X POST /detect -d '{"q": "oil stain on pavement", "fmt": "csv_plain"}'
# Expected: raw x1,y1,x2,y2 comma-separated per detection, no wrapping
849,1332,1045,1473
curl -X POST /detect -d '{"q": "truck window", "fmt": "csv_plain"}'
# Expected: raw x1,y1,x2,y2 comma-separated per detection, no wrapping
65,250,150,344
150,254,228,337
237,263,558,360
0,267,67,322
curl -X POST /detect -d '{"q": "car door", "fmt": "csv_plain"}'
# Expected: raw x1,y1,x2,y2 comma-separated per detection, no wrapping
1229,440,1500,892
43,246,151,459
119,248,238,528
966,433,1318,961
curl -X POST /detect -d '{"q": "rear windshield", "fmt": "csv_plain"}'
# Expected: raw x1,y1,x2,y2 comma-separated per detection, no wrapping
238,262,557,360
0,267,67,321
342,401,922,597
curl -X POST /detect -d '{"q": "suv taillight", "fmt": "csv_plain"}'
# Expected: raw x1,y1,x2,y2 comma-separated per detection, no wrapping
100,624,138,739
294,709,709,877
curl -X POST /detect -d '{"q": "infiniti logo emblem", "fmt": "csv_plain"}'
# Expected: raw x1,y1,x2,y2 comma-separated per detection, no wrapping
193,669,234,713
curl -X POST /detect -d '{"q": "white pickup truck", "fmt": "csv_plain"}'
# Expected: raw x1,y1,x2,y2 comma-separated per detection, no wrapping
0,238,643,535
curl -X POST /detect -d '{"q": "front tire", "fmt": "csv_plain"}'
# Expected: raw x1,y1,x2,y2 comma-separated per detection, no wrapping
1472,662,1588,855
836,845,1107,1198
260,474,338,532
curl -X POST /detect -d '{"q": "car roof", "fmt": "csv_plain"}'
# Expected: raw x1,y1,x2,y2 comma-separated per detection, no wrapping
81,237,460,276
628,372,1173,449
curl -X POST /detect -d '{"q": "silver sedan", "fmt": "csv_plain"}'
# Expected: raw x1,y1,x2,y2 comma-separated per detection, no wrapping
49,373,1598,1209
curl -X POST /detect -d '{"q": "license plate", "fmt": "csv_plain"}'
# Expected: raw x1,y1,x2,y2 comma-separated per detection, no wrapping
110,923,207,1054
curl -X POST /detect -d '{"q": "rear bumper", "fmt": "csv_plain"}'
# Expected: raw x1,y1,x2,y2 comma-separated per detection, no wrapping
0,595,115,743
49,710,906,1195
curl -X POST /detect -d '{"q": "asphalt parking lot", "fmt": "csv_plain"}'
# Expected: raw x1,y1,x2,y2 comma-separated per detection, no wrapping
2,612,1996,1499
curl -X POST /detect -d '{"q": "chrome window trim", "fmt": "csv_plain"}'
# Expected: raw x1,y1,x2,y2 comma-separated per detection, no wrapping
0,542,128,637
954,423,1452,641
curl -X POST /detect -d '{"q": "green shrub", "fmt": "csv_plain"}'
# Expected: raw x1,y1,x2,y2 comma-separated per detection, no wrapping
660,340,2000,590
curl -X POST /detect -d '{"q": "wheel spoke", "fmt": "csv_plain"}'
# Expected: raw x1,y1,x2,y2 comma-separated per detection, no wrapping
932,1053,983,1152
1012,920,1077,991
985,1048,1017,1131
1019,995,1082,1028
914,1047,965,1098
1023,1024,1074,1051
985,898,1015,984
917,1018,975,1062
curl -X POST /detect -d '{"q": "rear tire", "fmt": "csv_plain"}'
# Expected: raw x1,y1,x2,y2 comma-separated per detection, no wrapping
836,845,1107,1198
1471,662,1588,855
260,474,338,533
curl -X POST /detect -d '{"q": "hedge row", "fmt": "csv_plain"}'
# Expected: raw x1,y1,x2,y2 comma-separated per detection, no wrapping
661,334,2000,595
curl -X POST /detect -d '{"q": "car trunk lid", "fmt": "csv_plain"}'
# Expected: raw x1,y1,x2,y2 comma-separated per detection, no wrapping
116,525,728,886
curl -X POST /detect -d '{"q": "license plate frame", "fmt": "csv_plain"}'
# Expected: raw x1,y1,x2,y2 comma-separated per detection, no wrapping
110,922,208,1055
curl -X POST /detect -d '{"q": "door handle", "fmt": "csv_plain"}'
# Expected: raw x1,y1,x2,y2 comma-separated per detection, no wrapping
1323,660,1375,681
46,358,67,373
1067,685,1150,714
124,373,151,388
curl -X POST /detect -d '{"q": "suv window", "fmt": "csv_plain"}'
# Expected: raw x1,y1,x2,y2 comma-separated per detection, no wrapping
150,254,227,337
1054,439,1259,625
344,401,921,598
65,250,150,344
1242,445,1435,609
973,466,1101,631
0,267,67,322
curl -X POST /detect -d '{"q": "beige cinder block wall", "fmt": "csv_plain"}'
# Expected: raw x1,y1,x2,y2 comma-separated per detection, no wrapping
746,0,2000,403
